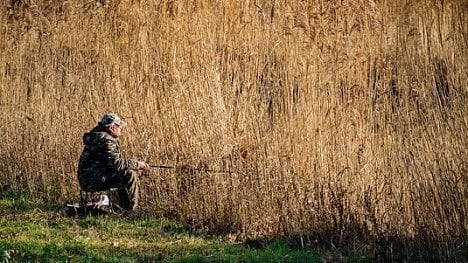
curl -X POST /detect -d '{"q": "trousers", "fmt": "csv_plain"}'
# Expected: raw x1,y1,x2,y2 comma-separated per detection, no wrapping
79,169,140,210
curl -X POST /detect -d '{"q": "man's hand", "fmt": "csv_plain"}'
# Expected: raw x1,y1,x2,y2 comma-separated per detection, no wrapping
137,161,150,171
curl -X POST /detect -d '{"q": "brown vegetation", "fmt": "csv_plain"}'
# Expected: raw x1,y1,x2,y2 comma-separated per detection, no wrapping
0,0,466,260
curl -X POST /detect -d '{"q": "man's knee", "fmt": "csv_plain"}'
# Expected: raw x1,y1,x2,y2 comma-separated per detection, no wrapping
120,170,139,187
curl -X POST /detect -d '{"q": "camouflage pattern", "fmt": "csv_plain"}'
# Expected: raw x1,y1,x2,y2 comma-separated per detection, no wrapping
77,125,139,210
98,112,126,127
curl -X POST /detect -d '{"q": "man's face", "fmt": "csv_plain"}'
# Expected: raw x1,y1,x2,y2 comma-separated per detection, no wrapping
109,123,123,137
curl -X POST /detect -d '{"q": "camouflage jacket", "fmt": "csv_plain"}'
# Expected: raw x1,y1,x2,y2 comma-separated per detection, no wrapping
77,126,138,190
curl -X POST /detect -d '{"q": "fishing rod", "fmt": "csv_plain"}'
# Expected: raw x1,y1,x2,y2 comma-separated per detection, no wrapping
149,164,237,174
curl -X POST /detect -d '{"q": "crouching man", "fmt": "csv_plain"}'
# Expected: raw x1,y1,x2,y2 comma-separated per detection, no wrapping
77,112,150,211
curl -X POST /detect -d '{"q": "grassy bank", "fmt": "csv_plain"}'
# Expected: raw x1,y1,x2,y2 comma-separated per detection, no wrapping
0,191,333,263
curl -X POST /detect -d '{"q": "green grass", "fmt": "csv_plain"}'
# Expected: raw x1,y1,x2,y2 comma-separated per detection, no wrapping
0,192,330,263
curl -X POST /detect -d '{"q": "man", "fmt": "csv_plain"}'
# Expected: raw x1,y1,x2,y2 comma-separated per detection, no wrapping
77,112,150,211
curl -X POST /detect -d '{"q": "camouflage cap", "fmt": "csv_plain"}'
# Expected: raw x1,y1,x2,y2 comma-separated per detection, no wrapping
98,112,126,127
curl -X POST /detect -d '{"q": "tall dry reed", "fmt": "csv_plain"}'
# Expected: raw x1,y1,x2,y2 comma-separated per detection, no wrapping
0,0,466,260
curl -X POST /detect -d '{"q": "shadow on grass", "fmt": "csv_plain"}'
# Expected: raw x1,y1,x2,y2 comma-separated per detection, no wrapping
241,224,467,263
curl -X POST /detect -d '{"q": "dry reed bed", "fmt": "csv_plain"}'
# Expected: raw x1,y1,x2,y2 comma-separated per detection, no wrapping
0,0,466,259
